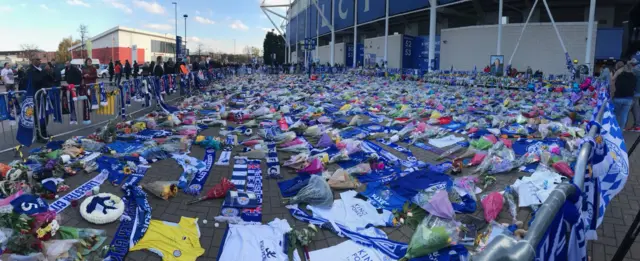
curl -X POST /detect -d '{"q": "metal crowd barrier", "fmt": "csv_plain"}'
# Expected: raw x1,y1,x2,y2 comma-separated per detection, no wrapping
0,69,218,154
473,97,608,261
0,90,32,150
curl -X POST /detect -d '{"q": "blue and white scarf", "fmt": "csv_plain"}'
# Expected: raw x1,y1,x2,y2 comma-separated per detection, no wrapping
230,157,249,189
16,72,35,146
184,148,216,195
361,141,401,166
266,142,281,179
104,184,152,261
49,170,109,213
380,140,425,168
241,160,263,222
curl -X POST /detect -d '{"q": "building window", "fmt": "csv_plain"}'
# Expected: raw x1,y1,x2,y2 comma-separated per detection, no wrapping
150,40,176,53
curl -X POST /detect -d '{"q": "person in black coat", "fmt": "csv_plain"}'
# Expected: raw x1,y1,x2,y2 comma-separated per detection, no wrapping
164,58,175,76
192,60,199,72
133,61,139,79
108,59,114,82
124,60,132,80
63,61,82,85
153,56,164,77
21,58,45,91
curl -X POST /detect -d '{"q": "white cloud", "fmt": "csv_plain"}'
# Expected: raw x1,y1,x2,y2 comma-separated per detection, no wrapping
133,0,165,14
0,6,12,13
67,0,90,7
104,0,132,14
143,23,173,31
230,20,248,31
191,37,201,42
40,4,50,10
195,16,215,25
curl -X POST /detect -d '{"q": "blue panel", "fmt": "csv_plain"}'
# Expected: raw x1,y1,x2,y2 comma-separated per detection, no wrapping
391,0,429,16
310,5,318,38
595,28,623,60
402,35,416,69
318,0,332,35
358,0,385,24
417,36,441,70
297,10,307,42
346,43,364,67
334,0,354,30
290,16,297,43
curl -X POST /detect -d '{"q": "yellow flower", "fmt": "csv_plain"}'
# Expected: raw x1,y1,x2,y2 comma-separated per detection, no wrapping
123,166,132,175
36,228,47,238
195,135,205,143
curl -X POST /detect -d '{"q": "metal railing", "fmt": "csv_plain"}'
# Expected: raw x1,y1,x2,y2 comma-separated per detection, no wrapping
0,90,32,150
0,70,217,154
473,97,608,261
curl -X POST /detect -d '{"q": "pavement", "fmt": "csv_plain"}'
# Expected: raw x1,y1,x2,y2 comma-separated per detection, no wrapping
0,79,636,260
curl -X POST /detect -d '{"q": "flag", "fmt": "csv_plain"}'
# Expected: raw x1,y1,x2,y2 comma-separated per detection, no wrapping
17,71,35,146
582,80,629,239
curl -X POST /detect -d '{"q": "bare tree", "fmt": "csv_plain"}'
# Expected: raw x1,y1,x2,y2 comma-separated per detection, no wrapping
78,24,89,59
196,43,204,57
20,44,41,60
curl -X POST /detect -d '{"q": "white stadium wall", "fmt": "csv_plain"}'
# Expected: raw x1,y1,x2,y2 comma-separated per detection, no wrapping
439,22,597,75
363,34,403,68
317,43,346,65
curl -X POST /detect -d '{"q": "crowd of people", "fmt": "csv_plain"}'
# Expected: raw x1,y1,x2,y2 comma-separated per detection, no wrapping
608,58,640,131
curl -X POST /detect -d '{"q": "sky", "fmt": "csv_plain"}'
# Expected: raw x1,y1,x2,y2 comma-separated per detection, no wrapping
0,0,289,54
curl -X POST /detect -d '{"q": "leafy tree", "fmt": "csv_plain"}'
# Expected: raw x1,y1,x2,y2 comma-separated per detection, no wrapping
263,30,285,65
55,37,81,62
20,44,41,60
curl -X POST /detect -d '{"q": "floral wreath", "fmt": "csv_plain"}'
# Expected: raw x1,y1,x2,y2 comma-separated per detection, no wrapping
80,193,125,224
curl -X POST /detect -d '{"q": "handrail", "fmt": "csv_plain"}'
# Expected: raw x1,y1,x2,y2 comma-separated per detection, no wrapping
473,97,608,261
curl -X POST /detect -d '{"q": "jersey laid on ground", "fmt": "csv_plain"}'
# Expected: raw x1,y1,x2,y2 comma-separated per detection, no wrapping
308,227,393,261
129,216,205,261
218,218,294,261
307,190,394,230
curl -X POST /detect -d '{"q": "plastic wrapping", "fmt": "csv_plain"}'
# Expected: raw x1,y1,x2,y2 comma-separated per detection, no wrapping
143,181,178,200
399,215,459,261
423,190,455,219
481,192,504,222
504,186,519,224
284,175,333,207
327,169,360,189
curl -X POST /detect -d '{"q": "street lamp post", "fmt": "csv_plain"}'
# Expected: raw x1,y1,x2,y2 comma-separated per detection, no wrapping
184,14,188,60
172,2,177,59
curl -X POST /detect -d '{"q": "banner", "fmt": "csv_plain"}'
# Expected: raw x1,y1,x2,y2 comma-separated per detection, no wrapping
334,0,354,30
49,170,109,213
16,72,35,146
318,0,332,35
357,0,384,24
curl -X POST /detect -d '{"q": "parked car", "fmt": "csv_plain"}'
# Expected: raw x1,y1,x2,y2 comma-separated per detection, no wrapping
98,64,109,78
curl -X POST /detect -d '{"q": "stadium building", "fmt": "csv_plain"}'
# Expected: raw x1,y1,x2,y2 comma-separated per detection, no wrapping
263,0,639,75
69,26,180,64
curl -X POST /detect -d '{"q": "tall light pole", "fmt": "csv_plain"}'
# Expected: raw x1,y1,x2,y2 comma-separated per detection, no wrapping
184,14,188,59
172,2,177,58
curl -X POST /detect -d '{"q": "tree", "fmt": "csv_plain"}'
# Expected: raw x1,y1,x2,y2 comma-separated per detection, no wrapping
55,37,81,62
20,44,41,60
195,43,204,56
263,30,285,65
78,24,89,59
250,47,261,59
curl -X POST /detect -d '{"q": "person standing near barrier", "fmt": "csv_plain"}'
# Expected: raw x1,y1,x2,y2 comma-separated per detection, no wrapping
115,61,123,86
23,57,47,142
627,58,640,131
133,61,139,79
153,56,164,77
43,64,55,88
82,58,98,85
611,61,637,129
165,58,174,77
108,59,114,83
51,59,62,87
1,63,15,91
64,61,82,86
124,60,132,80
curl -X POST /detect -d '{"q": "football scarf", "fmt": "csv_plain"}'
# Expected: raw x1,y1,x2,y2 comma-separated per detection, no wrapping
37,90,48,128
61,88,70,115
266,142,281,179
230,157,248,188
380,140,425,168
0,94,8,121
49,170,109,213
216,149,232,166
10,194,49,216
184,148,216,195
6,91,19,124
90,84,99,110
16,72,35,146
124,81,131,107
100,83,108,106
119,84,126,120
361,141,401,166
48,88,62,123
241,160,263,222
104,184,152,261
82,96,91,125
286,204,408,260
